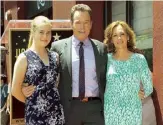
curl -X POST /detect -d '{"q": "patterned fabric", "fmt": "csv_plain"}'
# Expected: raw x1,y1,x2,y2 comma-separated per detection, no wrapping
23,50,65,125
104,53,153,125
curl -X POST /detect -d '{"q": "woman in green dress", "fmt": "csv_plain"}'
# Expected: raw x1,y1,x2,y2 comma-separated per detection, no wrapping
103,20,153,125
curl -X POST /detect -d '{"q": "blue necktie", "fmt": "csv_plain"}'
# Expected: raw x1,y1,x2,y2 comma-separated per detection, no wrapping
79,42,85,99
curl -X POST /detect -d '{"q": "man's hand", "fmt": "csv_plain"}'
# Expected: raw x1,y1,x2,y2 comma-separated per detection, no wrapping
139,89,145,100
22,84,35,97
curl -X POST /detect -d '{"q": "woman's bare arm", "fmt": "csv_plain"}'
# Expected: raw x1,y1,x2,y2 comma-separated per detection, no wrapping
11,53,27,103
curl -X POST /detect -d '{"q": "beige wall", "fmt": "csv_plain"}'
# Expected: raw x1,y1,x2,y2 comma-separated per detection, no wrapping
112,1,126,22
132,1,153,49
4,1,19,28
153,1,163,123
53,1,76,20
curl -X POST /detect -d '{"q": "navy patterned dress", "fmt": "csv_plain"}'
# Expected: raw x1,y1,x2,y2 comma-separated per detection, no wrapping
23,50,65,125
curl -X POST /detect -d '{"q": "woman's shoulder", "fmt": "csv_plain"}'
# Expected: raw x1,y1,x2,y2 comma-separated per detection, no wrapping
132,53,145,60
22,49,34,57
17,52,27,61
107,53,113,59
132,53,148,66
14,52,27,68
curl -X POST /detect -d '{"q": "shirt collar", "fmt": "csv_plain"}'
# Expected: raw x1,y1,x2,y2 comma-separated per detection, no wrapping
72,35,91,47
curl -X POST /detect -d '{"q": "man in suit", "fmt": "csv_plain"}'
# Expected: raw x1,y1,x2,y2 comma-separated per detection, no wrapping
21,4,107,125
51,4,107,125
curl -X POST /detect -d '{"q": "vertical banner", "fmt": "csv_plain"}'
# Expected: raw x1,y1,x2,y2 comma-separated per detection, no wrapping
10,28,72,124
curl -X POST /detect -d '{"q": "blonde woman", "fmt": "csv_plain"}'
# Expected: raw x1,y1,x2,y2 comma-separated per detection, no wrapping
11,16,65,125
104,21,153,125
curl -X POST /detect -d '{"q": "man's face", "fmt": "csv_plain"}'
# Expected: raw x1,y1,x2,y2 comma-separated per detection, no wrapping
71,11,92,41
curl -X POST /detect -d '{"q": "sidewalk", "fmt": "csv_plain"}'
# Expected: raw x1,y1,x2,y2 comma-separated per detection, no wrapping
142,96,157,125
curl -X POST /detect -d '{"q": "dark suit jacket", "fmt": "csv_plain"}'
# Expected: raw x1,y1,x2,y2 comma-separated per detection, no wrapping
51,36,107,122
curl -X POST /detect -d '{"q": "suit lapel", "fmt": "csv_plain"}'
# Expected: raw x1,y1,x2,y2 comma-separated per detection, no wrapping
64,38,101,84
90,39,101,84
64,37,72,76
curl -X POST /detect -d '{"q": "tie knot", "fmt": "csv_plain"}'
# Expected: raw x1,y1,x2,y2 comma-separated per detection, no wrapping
79,42,84,47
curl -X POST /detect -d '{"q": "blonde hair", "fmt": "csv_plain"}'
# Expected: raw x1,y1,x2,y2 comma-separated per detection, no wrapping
104,20,139,53
28,16,52,48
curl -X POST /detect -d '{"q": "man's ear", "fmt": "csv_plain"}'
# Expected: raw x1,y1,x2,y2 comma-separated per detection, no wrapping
70,21,73,28
90,21,93,29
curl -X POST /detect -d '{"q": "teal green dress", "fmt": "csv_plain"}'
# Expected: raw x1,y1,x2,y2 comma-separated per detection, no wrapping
104,53,153,125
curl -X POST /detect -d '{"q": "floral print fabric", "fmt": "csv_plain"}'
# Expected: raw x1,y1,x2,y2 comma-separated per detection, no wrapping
23,50,65,125
104,53,153,125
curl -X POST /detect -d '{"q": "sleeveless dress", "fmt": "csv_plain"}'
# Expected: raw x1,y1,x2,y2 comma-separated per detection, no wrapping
104,53,153,125
23,50,65,125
